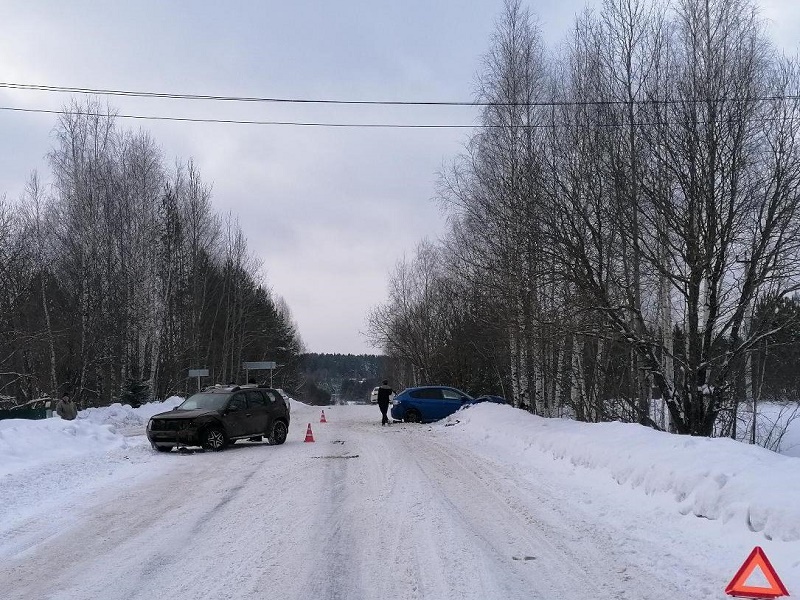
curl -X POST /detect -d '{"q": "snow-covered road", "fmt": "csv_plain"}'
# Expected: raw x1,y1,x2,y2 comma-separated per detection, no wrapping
2,401,798,600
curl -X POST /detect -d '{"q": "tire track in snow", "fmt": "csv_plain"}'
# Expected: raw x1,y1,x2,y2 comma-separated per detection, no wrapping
404,429,695,599
0,444,292,600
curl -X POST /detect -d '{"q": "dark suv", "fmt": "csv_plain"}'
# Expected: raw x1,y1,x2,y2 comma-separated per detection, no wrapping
146,385,290,452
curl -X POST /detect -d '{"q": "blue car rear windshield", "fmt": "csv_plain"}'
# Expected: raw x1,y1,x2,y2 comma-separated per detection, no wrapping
178,393,229,411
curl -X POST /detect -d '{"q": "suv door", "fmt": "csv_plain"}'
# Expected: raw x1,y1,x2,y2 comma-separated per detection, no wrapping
223,393,250,438
243,390,270,435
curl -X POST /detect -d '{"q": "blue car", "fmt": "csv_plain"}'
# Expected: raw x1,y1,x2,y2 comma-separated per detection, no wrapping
390,386,476,423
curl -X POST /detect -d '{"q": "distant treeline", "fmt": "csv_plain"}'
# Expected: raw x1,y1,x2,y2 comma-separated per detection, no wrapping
0,100,303,408
295,353,391,405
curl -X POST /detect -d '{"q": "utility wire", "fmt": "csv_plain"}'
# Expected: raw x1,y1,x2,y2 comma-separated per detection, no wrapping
0,82,481,106
3,81,800,108
2,104,797,130
0,106,479,128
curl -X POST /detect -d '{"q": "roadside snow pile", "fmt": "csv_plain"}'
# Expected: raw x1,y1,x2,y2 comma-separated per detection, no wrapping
79,396,184,430
134,396,184,418
0,417,129,478
0,397,183,478
445,403,800,542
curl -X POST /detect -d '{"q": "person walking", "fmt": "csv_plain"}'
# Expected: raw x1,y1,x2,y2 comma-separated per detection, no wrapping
56,393,78,421
376,380,394,426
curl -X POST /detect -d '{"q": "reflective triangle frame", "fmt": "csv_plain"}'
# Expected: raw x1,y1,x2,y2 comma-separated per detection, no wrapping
725,546,790,599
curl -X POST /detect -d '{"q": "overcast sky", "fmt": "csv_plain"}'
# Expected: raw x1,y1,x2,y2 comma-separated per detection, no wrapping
2,1,799,355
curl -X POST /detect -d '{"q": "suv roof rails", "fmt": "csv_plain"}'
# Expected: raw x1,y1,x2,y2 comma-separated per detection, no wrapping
202,384,242,393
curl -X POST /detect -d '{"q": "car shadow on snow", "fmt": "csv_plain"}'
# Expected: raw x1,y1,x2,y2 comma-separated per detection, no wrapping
154,440,288,455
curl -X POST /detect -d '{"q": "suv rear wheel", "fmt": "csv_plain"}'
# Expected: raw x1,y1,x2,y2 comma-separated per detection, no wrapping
203,426,227,451
268,420,288,445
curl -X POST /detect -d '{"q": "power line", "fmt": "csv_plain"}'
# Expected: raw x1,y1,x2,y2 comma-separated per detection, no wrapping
0,106,480,128
3,81,800,108
1,102,797,130
0,82,481,107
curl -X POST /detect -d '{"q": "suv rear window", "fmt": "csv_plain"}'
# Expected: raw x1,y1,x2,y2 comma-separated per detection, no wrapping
245,390,267,407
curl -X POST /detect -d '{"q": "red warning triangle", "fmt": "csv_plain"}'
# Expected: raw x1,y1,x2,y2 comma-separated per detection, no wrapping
725,546,790,598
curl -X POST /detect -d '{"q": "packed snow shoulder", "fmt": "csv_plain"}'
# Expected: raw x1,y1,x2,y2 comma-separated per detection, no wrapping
443,404,800,542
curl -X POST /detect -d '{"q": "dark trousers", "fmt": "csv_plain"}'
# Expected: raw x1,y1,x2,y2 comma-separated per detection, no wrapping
378,401,390,425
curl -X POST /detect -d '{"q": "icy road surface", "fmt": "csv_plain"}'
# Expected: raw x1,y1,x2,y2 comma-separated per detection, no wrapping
0,403,740,599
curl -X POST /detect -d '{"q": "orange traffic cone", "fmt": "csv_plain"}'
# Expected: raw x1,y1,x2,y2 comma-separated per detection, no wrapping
304,423,315,442
320,410,327,423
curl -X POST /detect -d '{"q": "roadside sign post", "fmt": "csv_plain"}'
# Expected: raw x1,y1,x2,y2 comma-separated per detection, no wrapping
242,361,276,386
188,369,210,392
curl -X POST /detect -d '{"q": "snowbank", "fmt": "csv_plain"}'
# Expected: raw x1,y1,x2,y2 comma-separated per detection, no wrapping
79,396,183,430
444,403,800,542
0,417,129,478
0,396,183,477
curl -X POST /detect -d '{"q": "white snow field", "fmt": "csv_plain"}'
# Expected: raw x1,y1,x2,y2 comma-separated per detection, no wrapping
1,399,799,600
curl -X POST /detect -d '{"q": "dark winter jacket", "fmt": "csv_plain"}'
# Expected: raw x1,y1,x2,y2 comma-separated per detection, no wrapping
376,385,394,405
56,398,78,421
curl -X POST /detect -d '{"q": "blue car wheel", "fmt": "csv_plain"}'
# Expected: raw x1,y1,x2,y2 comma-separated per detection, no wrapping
404,408,422,423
